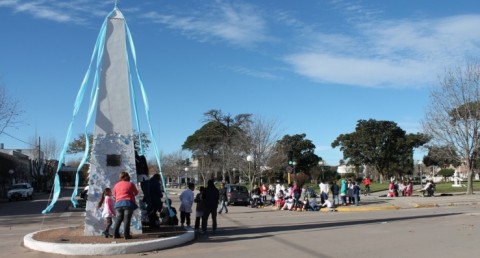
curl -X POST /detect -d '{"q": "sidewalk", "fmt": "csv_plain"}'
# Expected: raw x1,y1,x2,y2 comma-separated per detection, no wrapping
331,191,480,212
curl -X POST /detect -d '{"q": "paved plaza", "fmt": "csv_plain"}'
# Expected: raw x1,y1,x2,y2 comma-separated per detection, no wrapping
1,189,479,258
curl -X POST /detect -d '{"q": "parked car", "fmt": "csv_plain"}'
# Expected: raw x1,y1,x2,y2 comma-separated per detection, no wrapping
225,184,249,206
7,183,34,201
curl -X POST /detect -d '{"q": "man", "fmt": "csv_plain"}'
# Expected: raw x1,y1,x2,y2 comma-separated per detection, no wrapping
318,180,329,204
146,174,163,228
202,179,220,234
218,183,228,214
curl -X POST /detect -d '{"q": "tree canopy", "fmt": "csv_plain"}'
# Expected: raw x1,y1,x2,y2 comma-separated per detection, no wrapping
332,119,429,179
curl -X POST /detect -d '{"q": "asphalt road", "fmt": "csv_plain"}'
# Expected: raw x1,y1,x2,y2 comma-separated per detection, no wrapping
1,189,479,258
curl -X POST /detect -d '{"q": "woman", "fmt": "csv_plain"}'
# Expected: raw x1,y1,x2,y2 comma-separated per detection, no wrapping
112,171,139,239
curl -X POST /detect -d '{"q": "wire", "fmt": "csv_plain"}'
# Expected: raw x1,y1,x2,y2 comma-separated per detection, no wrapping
1,131,35,146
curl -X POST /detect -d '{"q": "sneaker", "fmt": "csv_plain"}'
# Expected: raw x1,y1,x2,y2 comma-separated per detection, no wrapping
124,234,132,240
225,210,228,213
101,231,109,238
113,234,121,239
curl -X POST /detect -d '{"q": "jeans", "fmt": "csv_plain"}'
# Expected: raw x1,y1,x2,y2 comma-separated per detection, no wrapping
354,195,360,206
180,211,191,226
114,206,134,237
202,206,217,232
332,194,339,206
218,199,228,213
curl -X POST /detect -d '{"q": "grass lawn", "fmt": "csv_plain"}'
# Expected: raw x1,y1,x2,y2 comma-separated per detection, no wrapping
369,181,480,194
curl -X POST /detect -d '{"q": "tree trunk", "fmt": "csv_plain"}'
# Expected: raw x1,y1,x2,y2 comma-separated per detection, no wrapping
466,169,474,194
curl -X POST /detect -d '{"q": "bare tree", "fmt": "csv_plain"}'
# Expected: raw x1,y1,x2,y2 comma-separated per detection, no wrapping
422,61,480,194
240,116,280,189
160,150,190,187
0,81,23,135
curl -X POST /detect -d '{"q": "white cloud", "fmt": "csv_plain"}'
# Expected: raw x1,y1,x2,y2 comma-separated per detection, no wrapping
284,14,480,88
223,65,280,80
142,1,268,47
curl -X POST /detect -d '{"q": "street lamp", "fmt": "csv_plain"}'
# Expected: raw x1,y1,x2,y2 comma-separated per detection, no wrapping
418,160,423,188
247,155,253,183
318,160,325,181
184,167,189,184
8,169,15,185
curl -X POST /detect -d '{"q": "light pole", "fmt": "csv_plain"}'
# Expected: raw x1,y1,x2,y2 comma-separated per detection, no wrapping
184,167,189,185
318,160,325,181
418,160,423,188
247,155,253,183
8,169,15,185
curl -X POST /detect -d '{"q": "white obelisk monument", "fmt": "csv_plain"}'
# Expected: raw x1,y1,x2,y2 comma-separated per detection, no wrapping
84,8,142,236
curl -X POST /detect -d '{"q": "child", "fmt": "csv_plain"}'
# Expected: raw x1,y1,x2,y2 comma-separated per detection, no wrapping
97,187,115,238
194,186,205,231
179,182,195,227
321,199,335,212
160,199,179,226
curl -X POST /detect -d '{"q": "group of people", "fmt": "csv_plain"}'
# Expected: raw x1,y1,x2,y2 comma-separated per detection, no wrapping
96,171,222,240
387,180,414,197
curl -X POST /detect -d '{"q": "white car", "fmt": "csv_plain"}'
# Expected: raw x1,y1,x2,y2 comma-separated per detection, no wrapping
7,183,34,201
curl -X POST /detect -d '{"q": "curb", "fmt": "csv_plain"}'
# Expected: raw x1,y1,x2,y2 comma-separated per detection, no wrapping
328,205,400,212
23,227,195,256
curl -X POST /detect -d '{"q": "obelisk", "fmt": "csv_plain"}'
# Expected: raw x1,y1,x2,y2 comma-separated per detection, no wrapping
84,8,142,236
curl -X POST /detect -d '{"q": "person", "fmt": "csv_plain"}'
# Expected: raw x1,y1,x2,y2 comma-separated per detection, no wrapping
194,186,205,231
251,185,261,208
362,177,371,196
281,196,295,210
319,180,329,204
398,181,406,196
97,187,115,238
406,180,413,197
112,171,139,240
160,199,179,226
340,178,348,205
419,180,435,197
275,189,285,209
388,180,395,198
330,180,339,207
352,182,361,206
201,179,219,234
179,182,195,227
320,199,335,212
292,183,302,211
260,183,269,204
218,183,228,214
145,174,163,228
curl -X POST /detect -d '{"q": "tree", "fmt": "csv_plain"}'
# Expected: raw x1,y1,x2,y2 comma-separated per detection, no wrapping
67,132,151,155
0,81,23,136
422,146,460,168
269,134,320,187
422,62,480,194
203,109,252,182
239,116,279,189
332,119,429,179
437,168,455,183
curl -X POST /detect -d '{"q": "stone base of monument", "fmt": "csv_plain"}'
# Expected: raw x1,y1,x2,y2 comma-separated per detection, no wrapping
23,225,194,255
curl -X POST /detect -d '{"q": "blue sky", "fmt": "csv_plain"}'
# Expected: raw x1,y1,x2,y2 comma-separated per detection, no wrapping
1,0,480,165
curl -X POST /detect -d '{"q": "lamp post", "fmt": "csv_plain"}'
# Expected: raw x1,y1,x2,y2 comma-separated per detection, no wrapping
318,160,325,181
418,160,423,188
247,155,253,183
8,169,15,185
184,167,189,185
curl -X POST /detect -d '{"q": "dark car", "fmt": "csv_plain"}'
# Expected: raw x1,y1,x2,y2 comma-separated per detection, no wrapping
225,184,249,206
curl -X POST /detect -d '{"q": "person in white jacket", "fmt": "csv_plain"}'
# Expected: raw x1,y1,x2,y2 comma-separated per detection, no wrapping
179,183,195,227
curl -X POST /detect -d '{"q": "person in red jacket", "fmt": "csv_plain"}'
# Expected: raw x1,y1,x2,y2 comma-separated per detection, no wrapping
112,171,139,240
362,177,371,196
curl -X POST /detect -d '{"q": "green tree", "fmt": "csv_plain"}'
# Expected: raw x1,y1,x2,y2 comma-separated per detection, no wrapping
332,119,429,179
437,168,455,183
269,134,320,186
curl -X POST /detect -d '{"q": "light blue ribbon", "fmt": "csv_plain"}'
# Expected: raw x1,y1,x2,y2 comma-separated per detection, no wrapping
42,10,113,214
